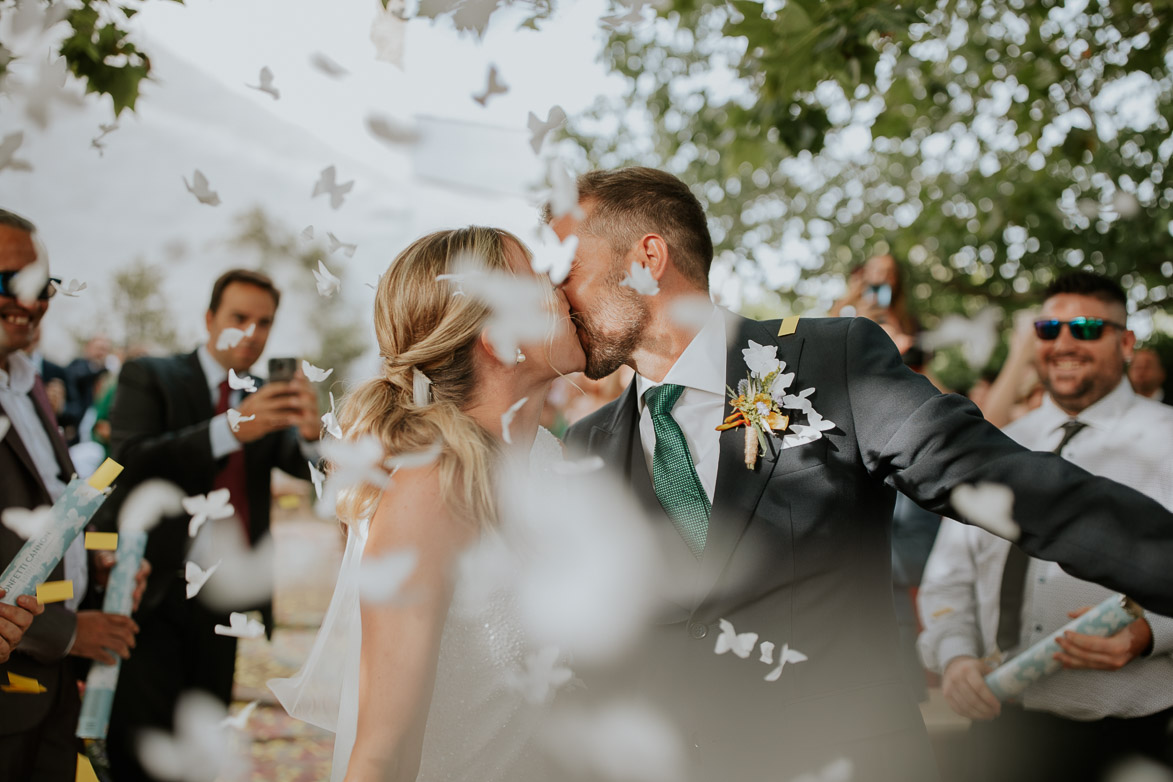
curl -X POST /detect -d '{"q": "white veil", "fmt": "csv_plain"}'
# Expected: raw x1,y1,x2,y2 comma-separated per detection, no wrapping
268,518,367,781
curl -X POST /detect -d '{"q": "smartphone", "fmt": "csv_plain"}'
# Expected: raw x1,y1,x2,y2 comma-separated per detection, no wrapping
268,357,298,383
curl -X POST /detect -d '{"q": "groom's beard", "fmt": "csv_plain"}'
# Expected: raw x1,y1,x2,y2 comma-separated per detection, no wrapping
576,286,648,380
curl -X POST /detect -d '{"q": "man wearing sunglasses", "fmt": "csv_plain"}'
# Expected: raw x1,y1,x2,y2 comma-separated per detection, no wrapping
919,271,1173,782
0,210,146,780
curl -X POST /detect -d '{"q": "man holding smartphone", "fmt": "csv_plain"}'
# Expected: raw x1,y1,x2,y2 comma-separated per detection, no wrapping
92,268,321,782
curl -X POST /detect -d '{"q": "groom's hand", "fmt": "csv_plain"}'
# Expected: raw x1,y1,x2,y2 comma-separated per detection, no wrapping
942,656,1001,721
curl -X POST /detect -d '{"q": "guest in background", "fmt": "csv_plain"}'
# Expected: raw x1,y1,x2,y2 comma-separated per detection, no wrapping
1130,347,1169,404
918,271,1173,782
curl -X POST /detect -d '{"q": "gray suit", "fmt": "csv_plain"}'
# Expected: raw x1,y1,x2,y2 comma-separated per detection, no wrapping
565,314,1173,782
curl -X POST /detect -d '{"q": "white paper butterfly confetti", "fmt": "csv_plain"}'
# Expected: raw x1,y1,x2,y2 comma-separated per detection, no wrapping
309,52,348,79
183,488,235,538
668,295,714,330
545,158,583,219
370,1,406,67
119,480,185,534
447,257,553,361
1,505,53,540
527,105,566,154
312,165,354,210
227,368,256,393
714,618,758,659
951,482,1021,542
308,460,325,500
214,611,265,639
185,559,221,599
321,391,342,439
183,170,220,206
56,278,86,297
366,113,421,146
220,700,258,731
764,642,808,681
313,259,341,297
384,441,444,472
319,434,389,494
137,691,241,782
0,132,32,173
620,262,659,296
300,225,314,241
301,360,333,383
215,323,255,351
758,640,775,664
501,396,528,445
472,64,508,106
506,646,573,704
226,409,255,433
326,232,357,258
358,548,417,603
246,66,279,100
529,225,577,285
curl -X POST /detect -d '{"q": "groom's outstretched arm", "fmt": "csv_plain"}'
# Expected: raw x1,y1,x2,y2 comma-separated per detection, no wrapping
842,316,1173,613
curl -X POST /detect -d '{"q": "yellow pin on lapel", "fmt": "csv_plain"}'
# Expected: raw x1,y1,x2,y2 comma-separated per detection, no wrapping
778,316,800,337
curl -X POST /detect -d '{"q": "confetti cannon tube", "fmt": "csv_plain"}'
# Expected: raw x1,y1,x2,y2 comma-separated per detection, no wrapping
0,459,123,604
76,529,148,739
984,594,1144,701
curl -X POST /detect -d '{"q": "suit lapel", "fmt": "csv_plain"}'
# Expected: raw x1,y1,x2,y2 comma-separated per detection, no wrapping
184,351,216,422
695,316,806,602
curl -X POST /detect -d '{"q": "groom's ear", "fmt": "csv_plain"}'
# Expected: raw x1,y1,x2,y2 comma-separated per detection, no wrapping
639,234,670,280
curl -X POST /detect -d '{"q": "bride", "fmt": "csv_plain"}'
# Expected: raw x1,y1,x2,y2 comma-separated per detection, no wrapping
271,226,586,782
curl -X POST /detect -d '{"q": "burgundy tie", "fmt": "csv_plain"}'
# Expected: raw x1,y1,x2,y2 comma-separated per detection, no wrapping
213,379,252,543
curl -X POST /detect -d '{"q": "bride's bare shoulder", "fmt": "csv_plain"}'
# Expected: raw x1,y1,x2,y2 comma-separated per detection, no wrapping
366,465,474,555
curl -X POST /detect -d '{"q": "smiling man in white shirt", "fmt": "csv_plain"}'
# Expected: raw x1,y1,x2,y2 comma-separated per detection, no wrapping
918,271,1173,782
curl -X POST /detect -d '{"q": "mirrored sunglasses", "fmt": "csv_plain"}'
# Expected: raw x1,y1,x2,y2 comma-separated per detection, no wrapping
1033,317,1125,341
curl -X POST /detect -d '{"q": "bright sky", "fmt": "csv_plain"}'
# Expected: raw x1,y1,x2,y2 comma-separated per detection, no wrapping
2,0,635,361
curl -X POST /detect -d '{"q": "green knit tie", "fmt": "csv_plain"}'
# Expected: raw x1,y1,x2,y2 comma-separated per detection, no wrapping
644,383,711,558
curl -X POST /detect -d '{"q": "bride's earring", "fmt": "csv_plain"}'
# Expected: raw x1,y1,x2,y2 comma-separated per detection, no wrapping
515,348,526,364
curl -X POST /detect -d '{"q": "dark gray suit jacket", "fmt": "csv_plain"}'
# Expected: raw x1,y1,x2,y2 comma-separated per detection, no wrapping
565,314,1173,781
0,376,78,736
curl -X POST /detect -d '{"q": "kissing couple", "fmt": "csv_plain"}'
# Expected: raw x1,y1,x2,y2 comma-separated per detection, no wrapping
273,167,1173,782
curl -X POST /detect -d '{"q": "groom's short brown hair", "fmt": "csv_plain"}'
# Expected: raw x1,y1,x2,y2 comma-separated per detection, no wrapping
570,167,713,290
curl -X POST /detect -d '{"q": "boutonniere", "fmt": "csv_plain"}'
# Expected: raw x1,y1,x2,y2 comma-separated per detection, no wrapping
717,340,837,469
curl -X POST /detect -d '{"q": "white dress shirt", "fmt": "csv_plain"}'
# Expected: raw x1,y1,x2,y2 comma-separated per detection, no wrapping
634,305,727,503
918,379,1173,720
0,350,87,611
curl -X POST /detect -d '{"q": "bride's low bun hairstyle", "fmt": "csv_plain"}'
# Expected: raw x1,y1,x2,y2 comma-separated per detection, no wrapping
333,226,524,529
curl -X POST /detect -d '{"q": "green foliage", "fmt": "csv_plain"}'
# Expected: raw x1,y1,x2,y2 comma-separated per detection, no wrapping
573,0,1173,331
3,0,183,115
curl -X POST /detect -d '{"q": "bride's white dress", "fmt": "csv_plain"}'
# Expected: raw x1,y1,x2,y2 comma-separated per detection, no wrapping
269,430,564,782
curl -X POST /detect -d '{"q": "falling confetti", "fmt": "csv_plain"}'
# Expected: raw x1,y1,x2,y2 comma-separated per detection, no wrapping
313,259,341,297
56,279,86,297
309,52,349,79
1,505,53,540
301,360,334,383
526,105,566,154
951,482,1022,541
619,262,659,296
763,642,808,681
225,409,255,433
215,323,255,351
472,64,508,106
501,396,528,445
213,611,265,639
311,165,354,210
246,66,280,99
227,368,256,393
358,548,418,604
185,560,221,599
714,618,758,659
183,170,221,207
0,132,32,173
182,488,235,538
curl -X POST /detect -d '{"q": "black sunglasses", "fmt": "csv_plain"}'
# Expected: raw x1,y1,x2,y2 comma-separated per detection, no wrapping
0,271,61,301
1033,317,1125,341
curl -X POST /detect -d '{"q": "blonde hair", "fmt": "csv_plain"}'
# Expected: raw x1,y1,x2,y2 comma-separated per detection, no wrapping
333,226,526,529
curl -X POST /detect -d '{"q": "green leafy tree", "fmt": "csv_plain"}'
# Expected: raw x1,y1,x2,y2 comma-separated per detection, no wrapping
100,256,181,353
1,0,182,115
572,0,1173,382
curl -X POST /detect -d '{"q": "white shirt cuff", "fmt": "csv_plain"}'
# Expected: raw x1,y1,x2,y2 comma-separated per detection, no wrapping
920,633,981,674
209,413,242,459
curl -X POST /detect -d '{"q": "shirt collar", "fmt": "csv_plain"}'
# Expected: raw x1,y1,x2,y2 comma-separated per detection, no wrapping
1037,377,1137,433
635,303,727,412
196,344,230,396
0,351,37,395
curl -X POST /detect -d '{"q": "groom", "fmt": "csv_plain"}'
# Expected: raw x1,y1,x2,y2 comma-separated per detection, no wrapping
553,167,1173,781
